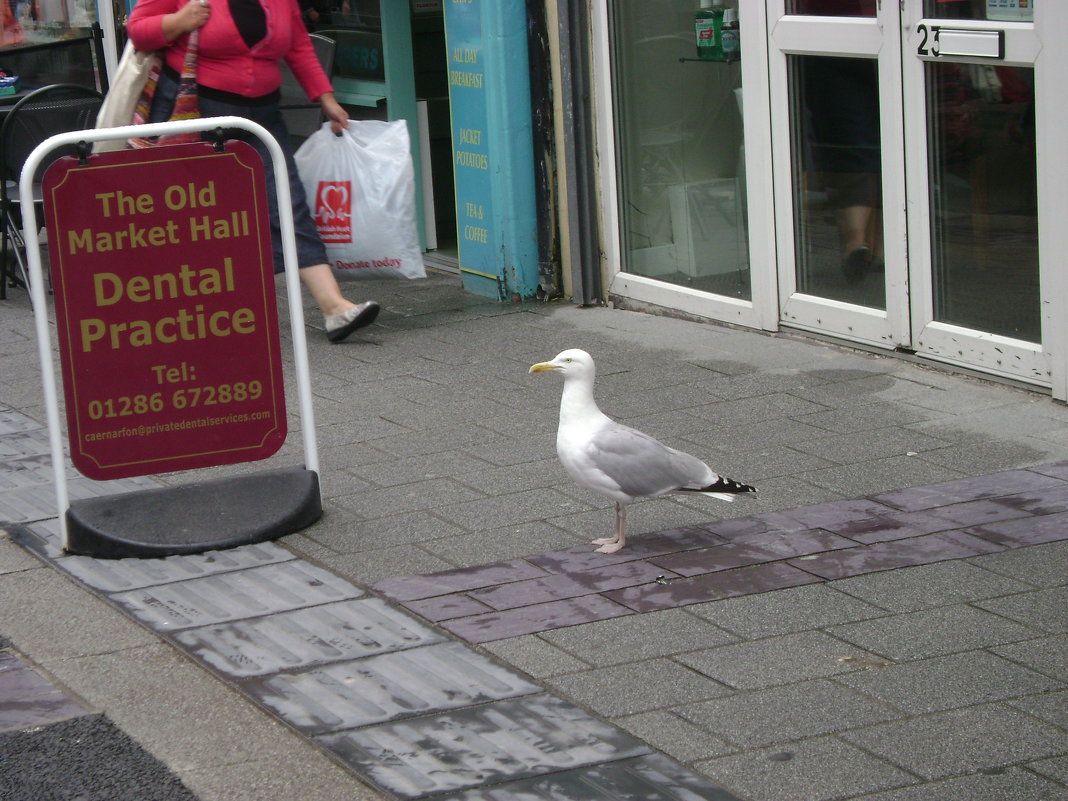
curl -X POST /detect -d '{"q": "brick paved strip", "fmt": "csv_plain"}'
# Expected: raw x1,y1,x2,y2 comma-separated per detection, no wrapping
403,593,496,622
439,595,634,643
964,510,1068,548
703,499,898,539
871,468,1066,511
603,562,821,613
786,530,1005,580
468,559,679,611
379,465,1068,644
372,559,551,602
524,527,725,574
650,528,854,577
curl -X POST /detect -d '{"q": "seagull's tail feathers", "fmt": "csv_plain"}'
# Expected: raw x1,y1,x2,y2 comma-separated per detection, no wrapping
678,475,757,502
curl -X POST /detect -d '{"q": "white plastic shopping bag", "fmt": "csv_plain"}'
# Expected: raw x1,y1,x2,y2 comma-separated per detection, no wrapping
294,120,425,280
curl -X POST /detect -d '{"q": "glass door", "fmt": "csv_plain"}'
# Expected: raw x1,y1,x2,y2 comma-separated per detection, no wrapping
903,0,1048,385
770,0,1065,392
768,0,909,348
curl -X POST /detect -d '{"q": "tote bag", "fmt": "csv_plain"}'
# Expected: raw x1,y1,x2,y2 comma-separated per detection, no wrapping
93,40,159,153
128,29,202,149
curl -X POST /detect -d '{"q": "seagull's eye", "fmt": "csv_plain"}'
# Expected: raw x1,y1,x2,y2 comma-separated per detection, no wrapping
564,358,573,363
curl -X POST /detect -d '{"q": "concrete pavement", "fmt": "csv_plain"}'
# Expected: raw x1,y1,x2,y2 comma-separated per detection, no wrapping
1,269,1066,800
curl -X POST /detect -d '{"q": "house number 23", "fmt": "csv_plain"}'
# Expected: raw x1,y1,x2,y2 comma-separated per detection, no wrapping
917,23,940,56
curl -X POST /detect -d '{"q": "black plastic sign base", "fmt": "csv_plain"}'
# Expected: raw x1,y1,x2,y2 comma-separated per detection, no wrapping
64,467,321,559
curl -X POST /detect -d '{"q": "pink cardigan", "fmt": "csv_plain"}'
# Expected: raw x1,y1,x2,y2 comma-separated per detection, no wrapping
127,0,333,101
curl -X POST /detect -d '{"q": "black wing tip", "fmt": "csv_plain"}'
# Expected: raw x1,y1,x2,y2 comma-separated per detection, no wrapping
701,476,757,495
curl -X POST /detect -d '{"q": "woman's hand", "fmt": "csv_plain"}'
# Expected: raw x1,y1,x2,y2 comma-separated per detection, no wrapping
162,0,210,40
319,92,349,135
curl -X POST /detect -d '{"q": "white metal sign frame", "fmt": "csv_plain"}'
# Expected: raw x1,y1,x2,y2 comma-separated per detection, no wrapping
20,117,320,550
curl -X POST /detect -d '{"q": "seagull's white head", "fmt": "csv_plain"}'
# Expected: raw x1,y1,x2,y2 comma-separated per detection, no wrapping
529,348,596,381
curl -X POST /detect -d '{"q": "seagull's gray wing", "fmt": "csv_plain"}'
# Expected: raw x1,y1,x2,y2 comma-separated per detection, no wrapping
586,421,711,499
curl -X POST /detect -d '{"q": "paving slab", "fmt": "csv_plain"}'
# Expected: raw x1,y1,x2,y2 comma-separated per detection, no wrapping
837,650,1063,714
841,704,1068,780
677,679,902,748
675,630,885,690
686,583,886,638
316,694,651,799
433,754,746,801
536,607,738,666
545,658,733,718
827,604,1040,661
695,736,915,801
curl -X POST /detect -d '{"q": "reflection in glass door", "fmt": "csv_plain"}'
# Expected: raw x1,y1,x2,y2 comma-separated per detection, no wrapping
790,54,886,310
926,62,1038,341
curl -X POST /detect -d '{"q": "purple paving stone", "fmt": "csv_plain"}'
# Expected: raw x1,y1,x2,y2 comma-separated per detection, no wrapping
0,690,87,732
708,561,822,599
964,510,1068,548
527,528,722,574
872,470,1065,512
469,560,679,611
650,529,855,577
825,511,956,544
0,651,21,672
926,498,1035,528
788,530,1005,580
0,663,59,698
701,516,785,540
403,593,496,622
994,483,1068,516
775,499,899,531
603,562,820,613
440,595,634,644
1028,462,1068,481
372,559,551,602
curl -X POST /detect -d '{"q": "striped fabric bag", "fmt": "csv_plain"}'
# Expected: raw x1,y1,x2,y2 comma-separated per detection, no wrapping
129,29,202,148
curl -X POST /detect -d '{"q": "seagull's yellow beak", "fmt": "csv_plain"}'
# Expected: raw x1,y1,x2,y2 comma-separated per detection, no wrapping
529,360,559,374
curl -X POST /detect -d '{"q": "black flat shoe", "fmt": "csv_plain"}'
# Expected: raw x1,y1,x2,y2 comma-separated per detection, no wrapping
325,301,380,342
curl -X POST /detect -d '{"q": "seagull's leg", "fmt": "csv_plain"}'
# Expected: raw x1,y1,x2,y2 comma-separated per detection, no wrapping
592,503,620,545
595,503,626,554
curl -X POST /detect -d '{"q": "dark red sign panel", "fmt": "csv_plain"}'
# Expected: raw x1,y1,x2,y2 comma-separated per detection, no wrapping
43,142,286,479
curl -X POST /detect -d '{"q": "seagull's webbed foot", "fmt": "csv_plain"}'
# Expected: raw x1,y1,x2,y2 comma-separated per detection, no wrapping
594,503,628,554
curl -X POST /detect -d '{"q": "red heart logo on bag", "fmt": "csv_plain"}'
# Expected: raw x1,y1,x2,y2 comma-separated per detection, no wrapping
314,181,352,243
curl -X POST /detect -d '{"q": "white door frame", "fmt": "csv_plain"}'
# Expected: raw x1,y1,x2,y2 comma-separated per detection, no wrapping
766,2,910,350
902,1,1065,395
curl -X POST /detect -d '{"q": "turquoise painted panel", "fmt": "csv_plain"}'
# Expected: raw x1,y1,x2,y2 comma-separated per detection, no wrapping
445,0,539,299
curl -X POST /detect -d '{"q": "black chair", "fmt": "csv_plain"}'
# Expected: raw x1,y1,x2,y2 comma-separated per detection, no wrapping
279,33,337,147
0,83,104,299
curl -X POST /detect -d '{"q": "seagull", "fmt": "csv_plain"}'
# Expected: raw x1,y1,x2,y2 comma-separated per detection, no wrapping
530,349,756,553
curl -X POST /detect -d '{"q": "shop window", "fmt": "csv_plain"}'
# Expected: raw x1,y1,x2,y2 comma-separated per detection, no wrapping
1,0,105,91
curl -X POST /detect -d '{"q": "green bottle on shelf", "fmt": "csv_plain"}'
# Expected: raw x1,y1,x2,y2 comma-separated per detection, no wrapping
695,0,725,61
